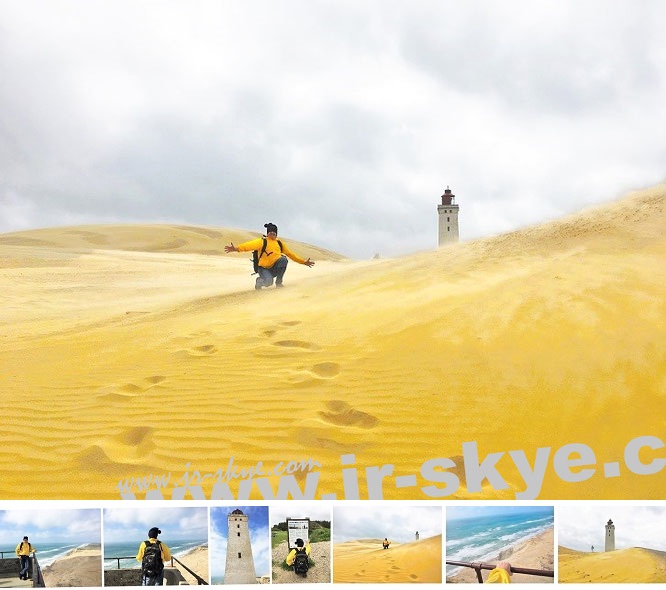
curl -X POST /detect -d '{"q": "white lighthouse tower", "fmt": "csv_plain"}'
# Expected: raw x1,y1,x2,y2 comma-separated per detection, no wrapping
605,518,615,552
437,186,460,246
224,509,257,584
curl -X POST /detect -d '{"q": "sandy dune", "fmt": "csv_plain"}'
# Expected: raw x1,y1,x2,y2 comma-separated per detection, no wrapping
448,528,554,584
41,545,102,587
558,546,666,583
334,535,442,583
173,545,208,585
0,185,664,499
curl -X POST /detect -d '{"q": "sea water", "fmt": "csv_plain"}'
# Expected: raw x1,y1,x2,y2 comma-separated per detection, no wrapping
104,539,206,569
0,542,98,568
446,509,553,576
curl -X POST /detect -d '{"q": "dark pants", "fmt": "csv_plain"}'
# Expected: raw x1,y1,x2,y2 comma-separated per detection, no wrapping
141,570,164,585
257,255,288,287
19,556,29,578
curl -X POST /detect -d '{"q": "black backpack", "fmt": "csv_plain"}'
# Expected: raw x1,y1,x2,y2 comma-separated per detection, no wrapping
293,548,309,576
141,540,164,577
252,238,283,274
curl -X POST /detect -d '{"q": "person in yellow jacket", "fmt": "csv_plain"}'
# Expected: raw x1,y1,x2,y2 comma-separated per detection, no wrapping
487,561,512,583
136,527,172,586
225,222,314,289
15,536,36,580
285,538,310,566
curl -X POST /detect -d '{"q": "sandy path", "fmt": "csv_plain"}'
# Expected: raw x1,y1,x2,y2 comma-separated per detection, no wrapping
334,535,442,583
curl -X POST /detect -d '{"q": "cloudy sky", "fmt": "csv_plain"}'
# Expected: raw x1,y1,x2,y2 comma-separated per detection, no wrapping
103,506,208,543
210,506,270,580
333,505,441,543
0,508,100,544
558,505,666,552
1,0,665,257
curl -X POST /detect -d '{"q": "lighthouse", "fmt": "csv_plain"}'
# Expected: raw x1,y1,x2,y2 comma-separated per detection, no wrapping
437,186,460,246
224,509,257,584
605,518,615,552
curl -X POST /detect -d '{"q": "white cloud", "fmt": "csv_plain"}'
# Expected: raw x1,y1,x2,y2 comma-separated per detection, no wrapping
333,505,441,543
558,506,666,552
1,0,665,257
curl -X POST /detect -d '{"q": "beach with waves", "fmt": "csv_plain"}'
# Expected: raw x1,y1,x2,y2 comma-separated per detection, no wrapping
447,508,554,584
0,185,664,500
41,543,102,587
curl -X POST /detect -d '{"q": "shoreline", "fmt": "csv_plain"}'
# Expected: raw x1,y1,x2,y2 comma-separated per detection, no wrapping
172,544,209,585
41,543,102,588
447,528,554,584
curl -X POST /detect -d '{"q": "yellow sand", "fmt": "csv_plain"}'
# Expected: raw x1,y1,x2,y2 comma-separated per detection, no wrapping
0,185,664,499
448,528,554,584
558,546,666,583
334,535,442,583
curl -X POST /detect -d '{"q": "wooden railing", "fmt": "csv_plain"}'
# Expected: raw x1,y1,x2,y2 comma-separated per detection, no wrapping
446,560,554,583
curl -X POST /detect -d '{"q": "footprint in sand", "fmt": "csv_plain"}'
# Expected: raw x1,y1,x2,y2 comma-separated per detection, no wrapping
261,320,301,338
409,574,418,580
311,362,340,378
98,376,167,400
273,340,320,351
296,401,379,452
283,362,340,387
318,400,379,429
174,344,218,357
391,566,400,570
108,426,155,456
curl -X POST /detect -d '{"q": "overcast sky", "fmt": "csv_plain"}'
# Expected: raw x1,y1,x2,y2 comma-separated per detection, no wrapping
0,509,100,544
103,506,208,543
1,0,665,257
558,506,666,552
333,505,441,543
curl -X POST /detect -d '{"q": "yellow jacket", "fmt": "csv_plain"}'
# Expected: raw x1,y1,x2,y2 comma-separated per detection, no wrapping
15,541,35,557
487,567,511,583
236,237,307,268
136,539,172,562
286,543,310,566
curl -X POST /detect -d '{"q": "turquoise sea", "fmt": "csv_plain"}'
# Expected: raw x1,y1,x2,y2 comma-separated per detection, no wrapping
0,542,98,568
104,539,206,569
446,509,553,576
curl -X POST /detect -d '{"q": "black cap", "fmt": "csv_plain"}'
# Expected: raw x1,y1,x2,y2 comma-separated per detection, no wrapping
295,538,304,547
23,536,28,540
264,222,278,234
148,527,161,538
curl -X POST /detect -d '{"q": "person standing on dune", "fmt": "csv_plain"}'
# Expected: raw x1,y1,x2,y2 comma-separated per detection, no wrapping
225,223,314,289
